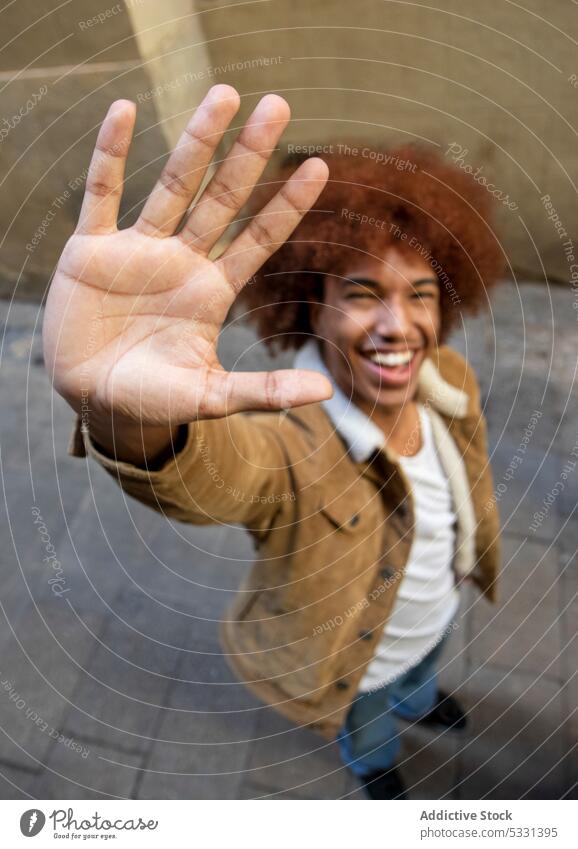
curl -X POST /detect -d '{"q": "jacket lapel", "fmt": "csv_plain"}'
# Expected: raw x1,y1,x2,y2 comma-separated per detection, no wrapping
427,408,477,578
416,354,470,419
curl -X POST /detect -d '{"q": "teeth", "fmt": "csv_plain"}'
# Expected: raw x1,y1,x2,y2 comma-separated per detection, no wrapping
368,350,414,367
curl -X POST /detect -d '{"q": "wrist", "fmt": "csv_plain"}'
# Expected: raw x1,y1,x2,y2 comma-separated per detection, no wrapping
85,414,181,468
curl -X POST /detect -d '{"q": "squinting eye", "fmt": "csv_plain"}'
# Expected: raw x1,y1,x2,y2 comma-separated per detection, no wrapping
344,290,375,300
412,290,435,300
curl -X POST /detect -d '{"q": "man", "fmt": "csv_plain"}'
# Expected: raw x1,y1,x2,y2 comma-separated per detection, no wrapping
43,84,503,799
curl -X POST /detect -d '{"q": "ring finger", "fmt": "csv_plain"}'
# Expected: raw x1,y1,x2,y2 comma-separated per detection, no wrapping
178,93,290,254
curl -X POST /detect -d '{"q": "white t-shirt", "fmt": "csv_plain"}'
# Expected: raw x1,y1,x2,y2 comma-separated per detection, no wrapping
358,403,460,692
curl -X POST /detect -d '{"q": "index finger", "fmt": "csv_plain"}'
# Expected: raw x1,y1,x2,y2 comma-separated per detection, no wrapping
216,157,329,291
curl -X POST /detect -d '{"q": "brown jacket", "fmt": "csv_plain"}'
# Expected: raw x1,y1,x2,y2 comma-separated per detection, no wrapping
69,345,500,739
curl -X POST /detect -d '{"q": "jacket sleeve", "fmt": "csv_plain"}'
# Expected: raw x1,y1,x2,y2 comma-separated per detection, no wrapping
458,356,501,604
68,412,295,534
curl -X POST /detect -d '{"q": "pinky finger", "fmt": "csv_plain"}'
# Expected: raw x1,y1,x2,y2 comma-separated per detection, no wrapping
76,100,136,235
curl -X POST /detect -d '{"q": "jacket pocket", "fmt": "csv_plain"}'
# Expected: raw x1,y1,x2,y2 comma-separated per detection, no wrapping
232,592,345,705
315,488,370,534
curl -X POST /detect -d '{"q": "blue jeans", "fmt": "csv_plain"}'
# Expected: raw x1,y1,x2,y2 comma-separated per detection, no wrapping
337,628,453,777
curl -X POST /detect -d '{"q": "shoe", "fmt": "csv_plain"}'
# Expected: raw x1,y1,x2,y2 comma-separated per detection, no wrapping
416,689,468,732
360,766,409,800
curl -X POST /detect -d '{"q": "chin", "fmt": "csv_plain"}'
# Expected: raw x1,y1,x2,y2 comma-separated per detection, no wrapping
375,386,417,411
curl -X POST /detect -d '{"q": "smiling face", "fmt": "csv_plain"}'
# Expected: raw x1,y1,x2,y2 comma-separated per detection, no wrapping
309,247,442,418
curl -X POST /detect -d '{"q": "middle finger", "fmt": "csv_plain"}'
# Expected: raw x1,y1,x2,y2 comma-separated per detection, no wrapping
135,84,240,237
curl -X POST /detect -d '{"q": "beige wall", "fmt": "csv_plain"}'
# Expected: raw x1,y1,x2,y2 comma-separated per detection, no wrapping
197,0,578,285
1,1,159,299
0,0,209,300
126,0,211,148
1,0,576,300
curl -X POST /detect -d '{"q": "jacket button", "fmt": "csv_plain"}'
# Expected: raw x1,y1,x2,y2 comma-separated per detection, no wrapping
380,565,394,581
349,513,360,527
335,680,350,691
359,630,372,641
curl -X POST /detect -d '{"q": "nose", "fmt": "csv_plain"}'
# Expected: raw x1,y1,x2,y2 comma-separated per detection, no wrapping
374,295,412,340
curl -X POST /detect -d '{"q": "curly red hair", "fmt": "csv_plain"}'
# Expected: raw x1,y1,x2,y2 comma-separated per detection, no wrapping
239,144,505,350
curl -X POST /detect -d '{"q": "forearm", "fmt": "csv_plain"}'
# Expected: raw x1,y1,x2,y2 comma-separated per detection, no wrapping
70,410,294,530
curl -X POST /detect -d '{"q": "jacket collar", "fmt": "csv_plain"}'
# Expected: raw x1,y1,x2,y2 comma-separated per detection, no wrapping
293,339,469,463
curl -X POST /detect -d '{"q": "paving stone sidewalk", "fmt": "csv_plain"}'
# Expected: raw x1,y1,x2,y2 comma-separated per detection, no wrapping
0,282,576,799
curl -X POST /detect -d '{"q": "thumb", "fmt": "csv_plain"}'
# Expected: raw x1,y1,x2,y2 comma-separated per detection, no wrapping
218,368,334,415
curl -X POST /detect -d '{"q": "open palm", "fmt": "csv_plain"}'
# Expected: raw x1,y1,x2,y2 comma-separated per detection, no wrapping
43,85,331,427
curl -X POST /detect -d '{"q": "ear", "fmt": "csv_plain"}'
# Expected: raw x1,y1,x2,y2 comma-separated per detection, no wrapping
308,276,326,335
309,298,321,333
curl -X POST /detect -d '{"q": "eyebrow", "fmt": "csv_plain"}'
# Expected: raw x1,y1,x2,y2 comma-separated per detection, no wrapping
344,276,438,288
344,277,381,288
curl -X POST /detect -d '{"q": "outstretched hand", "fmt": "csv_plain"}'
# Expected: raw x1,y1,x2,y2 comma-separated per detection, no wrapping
43,85,332,428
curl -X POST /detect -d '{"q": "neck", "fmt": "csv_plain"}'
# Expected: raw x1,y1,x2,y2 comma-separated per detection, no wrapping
313,342,423,455
358,397,421,456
